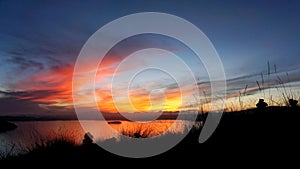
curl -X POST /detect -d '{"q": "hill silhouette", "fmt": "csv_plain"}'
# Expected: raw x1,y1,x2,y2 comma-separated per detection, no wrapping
0,120,17,133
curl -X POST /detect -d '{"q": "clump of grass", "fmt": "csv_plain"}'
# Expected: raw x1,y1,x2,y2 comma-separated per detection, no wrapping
0,131,79,162
272,66,299,107
25,132,77,154
253,62,300,108
238,84,248,110
120,123,154,138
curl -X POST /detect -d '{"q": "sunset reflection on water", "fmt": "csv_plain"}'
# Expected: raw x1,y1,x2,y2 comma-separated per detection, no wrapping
0,120,193,155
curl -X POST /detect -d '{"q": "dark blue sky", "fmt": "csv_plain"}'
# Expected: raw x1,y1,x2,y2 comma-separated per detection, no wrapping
0,0,300,115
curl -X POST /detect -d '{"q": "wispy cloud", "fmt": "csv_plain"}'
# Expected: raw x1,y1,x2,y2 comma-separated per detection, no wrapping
7,56,44,71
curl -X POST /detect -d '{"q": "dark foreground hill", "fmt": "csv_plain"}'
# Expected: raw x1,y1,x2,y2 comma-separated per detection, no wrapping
1,106,299,165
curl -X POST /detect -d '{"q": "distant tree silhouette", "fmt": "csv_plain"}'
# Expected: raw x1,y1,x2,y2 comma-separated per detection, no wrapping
289,99,298,108
256,99,268,109
82,132,94,145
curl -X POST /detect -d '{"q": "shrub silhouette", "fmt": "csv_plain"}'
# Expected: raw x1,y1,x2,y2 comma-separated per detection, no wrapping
256,99,268,109
288,99,298,108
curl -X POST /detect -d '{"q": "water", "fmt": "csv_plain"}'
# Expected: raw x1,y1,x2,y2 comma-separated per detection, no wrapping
0,120,192,156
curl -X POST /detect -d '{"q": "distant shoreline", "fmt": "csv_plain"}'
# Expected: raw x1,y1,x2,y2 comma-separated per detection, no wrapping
1,106,297,122
0,115,182,122
0,111,201,122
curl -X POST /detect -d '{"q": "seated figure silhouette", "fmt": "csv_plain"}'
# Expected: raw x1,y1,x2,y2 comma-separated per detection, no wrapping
256,99,268,109
82,132,94,145
289,99,298,108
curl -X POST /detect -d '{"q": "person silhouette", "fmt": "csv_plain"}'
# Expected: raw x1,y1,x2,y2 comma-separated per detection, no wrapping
256,99,268,109
82,132,94,145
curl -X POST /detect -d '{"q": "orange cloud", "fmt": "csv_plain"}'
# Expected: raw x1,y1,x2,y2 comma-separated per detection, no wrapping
10,54,201,114
12,65,74,106
94,82,199,113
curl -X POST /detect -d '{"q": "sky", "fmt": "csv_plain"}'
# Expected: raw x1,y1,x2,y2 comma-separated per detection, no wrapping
0,0,300,117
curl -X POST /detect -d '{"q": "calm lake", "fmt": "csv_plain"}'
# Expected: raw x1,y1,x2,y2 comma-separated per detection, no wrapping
0,120,193,156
